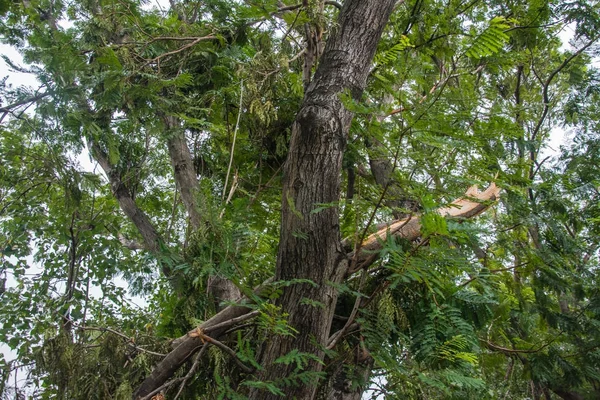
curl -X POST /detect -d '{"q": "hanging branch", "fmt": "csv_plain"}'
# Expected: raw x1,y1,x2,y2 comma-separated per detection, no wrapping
327,268,367,349
0,91,51,123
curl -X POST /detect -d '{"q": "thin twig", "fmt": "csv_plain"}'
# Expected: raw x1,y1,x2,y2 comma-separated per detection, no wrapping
529,37,598,168
140,376,183,400
190,329,254,373
0,92,50,114
202,310,260,335
143,35,217,67
328,268,368,349
222,79,244,203
81,326,166,357
173,344,208,400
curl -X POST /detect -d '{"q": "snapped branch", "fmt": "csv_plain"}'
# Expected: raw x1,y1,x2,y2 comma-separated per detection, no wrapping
346,183,501,275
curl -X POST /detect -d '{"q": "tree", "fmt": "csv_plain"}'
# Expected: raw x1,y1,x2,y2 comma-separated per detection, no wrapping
1,0,599,399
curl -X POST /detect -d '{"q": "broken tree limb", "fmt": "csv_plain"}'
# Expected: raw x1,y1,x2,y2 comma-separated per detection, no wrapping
133,280,271,399
134,302,254,399
347,183,500,272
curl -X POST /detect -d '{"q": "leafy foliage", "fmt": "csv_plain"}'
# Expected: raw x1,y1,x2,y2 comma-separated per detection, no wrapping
0,0,599,399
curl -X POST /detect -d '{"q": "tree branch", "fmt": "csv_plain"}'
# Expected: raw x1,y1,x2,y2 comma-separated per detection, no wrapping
88,139,165,262
80,326,166,357
144,35,217,67
347,183,501,272
189,328,254,373
134,279,271,399
529,37,598,175
164,116,203,229
0,92,50,114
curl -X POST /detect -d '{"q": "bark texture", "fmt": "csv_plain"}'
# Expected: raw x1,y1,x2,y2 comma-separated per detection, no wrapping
248,1,397,399
165,117,203,230
164,116,241,309
89,140,163,256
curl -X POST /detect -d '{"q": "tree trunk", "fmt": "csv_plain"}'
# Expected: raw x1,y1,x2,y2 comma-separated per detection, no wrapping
164,117,203,230
164,116,241,309
248,1,396,399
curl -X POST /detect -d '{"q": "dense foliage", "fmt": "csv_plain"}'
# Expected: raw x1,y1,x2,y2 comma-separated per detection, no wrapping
1,0,599,399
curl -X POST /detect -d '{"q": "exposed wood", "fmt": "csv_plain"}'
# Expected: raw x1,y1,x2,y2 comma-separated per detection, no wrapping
349,183,500,269
133,182,500,399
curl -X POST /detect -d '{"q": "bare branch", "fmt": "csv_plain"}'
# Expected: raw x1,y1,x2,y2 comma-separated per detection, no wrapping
348,183,501,269
173,344,208,400
222,80,244,203
529,37,598,173
134,279,272,399
0,92,50,114
324,0,342,9
144,35,217,66
327,269,367,349
164,117,203,229
88,139,165,262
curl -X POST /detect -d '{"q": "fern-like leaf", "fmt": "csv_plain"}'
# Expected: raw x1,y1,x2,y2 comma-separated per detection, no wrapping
465,17,511,59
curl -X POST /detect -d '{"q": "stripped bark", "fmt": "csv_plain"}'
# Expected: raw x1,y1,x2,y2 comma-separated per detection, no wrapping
349,183,500,270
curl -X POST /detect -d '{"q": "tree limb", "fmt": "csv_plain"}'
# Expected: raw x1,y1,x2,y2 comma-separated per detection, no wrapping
133,279,271,399
0,92,50,114
88,139,166,266
135,183,500,397
347,183,501,271
189,328,254,373
80,326,166,358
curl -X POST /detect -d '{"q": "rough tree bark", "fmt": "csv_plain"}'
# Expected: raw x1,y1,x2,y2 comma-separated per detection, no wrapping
164,116,241,309
247,1,396,399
